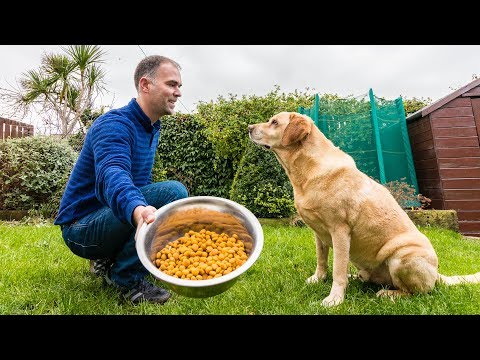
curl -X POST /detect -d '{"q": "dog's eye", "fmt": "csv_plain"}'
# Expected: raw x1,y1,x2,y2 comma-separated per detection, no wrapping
271,119,278,126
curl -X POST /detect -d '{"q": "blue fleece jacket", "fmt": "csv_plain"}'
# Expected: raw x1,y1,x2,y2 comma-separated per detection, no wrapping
54,98,161,227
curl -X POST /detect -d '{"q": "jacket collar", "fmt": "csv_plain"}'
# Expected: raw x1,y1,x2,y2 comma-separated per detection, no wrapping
128,98,161,132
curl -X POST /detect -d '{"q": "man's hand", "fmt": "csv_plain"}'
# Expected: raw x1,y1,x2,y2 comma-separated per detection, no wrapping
133,205,157,241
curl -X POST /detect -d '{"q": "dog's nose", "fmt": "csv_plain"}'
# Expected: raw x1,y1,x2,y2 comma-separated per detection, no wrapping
248,125,254,133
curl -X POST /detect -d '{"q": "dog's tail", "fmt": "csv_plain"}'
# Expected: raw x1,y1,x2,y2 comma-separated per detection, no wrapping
438,272,480,285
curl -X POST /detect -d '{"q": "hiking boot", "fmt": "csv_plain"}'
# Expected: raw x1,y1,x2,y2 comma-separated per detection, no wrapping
103,270,171,305
89,258,113,277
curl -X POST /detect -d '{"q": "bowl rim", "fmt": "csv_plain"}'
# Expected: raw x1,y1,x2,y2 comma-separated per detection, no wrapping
135,196,264,289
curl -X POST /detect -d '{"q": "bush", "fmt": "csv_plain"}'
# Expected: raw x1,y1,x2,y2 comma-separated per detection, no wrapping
154,114,234,198
230,142,295,218
196,85,315,173
0,136,77,213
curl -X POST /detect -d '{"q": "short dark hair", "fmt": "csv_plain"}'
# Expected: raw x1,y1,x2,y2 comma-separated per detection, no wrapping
134,55,181,91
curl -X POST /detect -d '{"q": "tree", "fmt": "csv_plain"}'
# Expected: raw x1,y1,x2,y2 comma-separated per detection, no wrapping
0,45,107,137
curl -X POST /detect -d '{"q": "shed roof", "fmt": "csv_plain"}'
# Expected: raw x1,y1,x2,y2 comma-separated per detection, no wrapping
406,77,480,123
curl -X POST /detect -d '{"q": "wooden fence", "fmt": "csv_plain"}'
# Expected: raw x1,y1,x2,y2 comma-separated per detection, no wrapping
0,117,34,140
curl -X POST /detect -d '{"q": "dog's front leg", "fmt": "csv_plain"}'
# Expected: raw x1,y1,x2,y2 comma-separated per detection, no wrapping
306,232,329,284
322,226,350,307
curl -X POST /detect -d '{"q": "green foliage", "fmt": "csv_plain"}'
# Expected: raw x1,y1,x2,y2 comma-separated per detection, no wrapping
230,142,295,218
252,183,296,218
196,85,314,172
0,136,77,212
151,153,169,183
154,113,234,197
402,96,432,116
318,93,371,115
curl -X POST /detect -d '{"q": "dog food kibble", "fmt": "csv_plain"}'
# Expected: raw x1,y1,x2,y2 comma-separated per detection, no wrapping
153,229,249,280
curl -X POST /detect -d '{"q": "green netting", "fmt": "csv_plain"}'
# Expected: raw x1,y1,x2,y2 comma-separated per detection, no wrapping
298,89,419,195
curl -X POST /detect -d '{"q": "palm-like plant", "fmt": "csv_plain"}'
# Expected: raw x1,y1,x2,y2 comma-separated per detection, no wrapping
0,45,107,136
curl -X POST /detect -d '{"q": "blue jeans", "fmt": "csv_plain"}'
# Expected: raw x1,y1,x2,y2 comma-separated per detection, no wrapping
61,180,188,289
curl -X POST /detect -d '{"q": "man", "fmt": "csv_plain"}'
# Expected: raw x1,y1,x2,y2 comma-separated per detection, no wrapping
54,55,189,304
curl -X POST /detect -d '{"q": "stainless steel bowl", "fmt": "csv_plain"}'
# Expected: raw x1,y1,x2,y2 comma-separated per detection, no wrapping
135,196,264,298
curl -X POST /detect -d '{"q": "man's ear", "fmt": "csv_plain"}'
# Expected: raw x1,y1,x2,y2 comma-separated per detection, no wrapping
281,113,311,146
138,77,151,93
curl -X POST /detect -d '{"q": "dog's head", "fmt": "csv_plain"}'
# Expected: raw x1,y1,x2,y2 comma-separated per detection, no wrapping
248,112,313,150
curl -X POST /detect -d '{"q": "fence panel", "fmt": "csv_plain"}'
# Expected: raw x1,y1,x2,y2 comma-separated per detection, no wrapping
0,117,34,141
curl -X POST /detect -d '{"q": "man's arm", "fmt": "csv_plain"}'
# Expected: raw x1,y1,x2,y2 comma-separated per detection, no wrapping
92,116,148,226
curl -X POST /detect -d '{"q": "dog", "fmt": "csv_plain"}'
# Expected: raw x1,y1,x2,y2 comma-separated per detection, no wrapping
248,111,480,307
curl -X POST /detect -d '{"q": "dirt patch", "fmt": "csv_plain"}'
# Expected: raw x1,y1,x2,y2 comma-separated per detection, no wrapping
0,210,29,221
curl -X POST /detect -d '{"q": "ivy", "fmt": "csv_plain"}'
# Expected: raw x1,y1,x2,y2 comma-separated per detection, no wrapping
154,113,234,198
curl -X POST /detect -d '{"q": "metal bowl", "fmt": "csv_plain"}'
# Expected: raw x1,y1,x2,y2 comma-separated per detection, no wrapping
135,196,264,298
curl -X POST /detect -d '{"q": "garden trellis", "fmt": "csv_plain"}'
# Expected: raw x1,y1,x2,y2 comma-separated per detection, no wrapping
298,89,419,194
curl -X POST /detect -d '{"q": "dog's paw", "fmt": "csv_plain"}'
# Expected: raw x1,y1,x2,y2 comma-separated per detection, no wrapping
306,273,326,284
376,289,409,302
321,294,344,307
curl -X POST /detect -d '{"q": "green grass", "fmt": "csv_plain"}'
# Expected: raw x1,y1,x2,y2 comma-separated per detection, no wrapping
1,221,480,315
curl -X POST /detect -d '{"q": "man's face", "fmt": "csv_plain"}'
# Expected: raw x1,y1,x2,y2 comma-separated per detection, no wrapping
150,62,182,116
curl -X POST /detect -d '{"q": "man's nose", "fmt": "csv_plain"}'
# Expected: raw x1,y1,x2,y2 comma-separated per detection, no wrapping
174,87,182,97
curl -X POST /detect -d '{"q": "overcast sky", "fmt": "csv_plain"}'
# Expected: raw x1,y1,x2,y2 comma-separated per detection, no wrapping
1,45,479,129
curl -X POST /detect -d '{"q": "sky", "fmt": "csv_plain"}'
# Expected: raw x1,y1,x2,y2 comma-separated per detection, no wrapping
1,45,479,132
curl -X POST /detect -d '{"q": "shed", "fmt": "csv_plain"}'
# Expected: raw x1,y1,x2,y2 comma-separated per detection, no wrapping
406,78,480,237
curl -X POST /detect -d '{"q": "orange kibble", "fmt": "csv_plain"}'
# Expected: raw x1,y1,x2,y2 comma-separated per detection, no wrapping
154,227,249,280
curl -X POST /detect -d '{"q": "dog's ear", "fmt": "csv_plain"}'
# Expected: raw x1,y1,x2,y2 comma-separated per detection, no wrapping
281,113,312,146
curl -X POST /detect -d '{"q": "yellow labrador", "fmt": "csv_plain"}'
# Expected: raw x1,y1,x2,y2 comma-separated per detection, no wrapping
248,111,480,307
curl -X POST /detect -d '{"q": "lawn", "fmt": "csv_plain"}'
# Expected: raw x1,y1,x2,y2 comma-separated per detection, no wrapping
1,220,480,315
